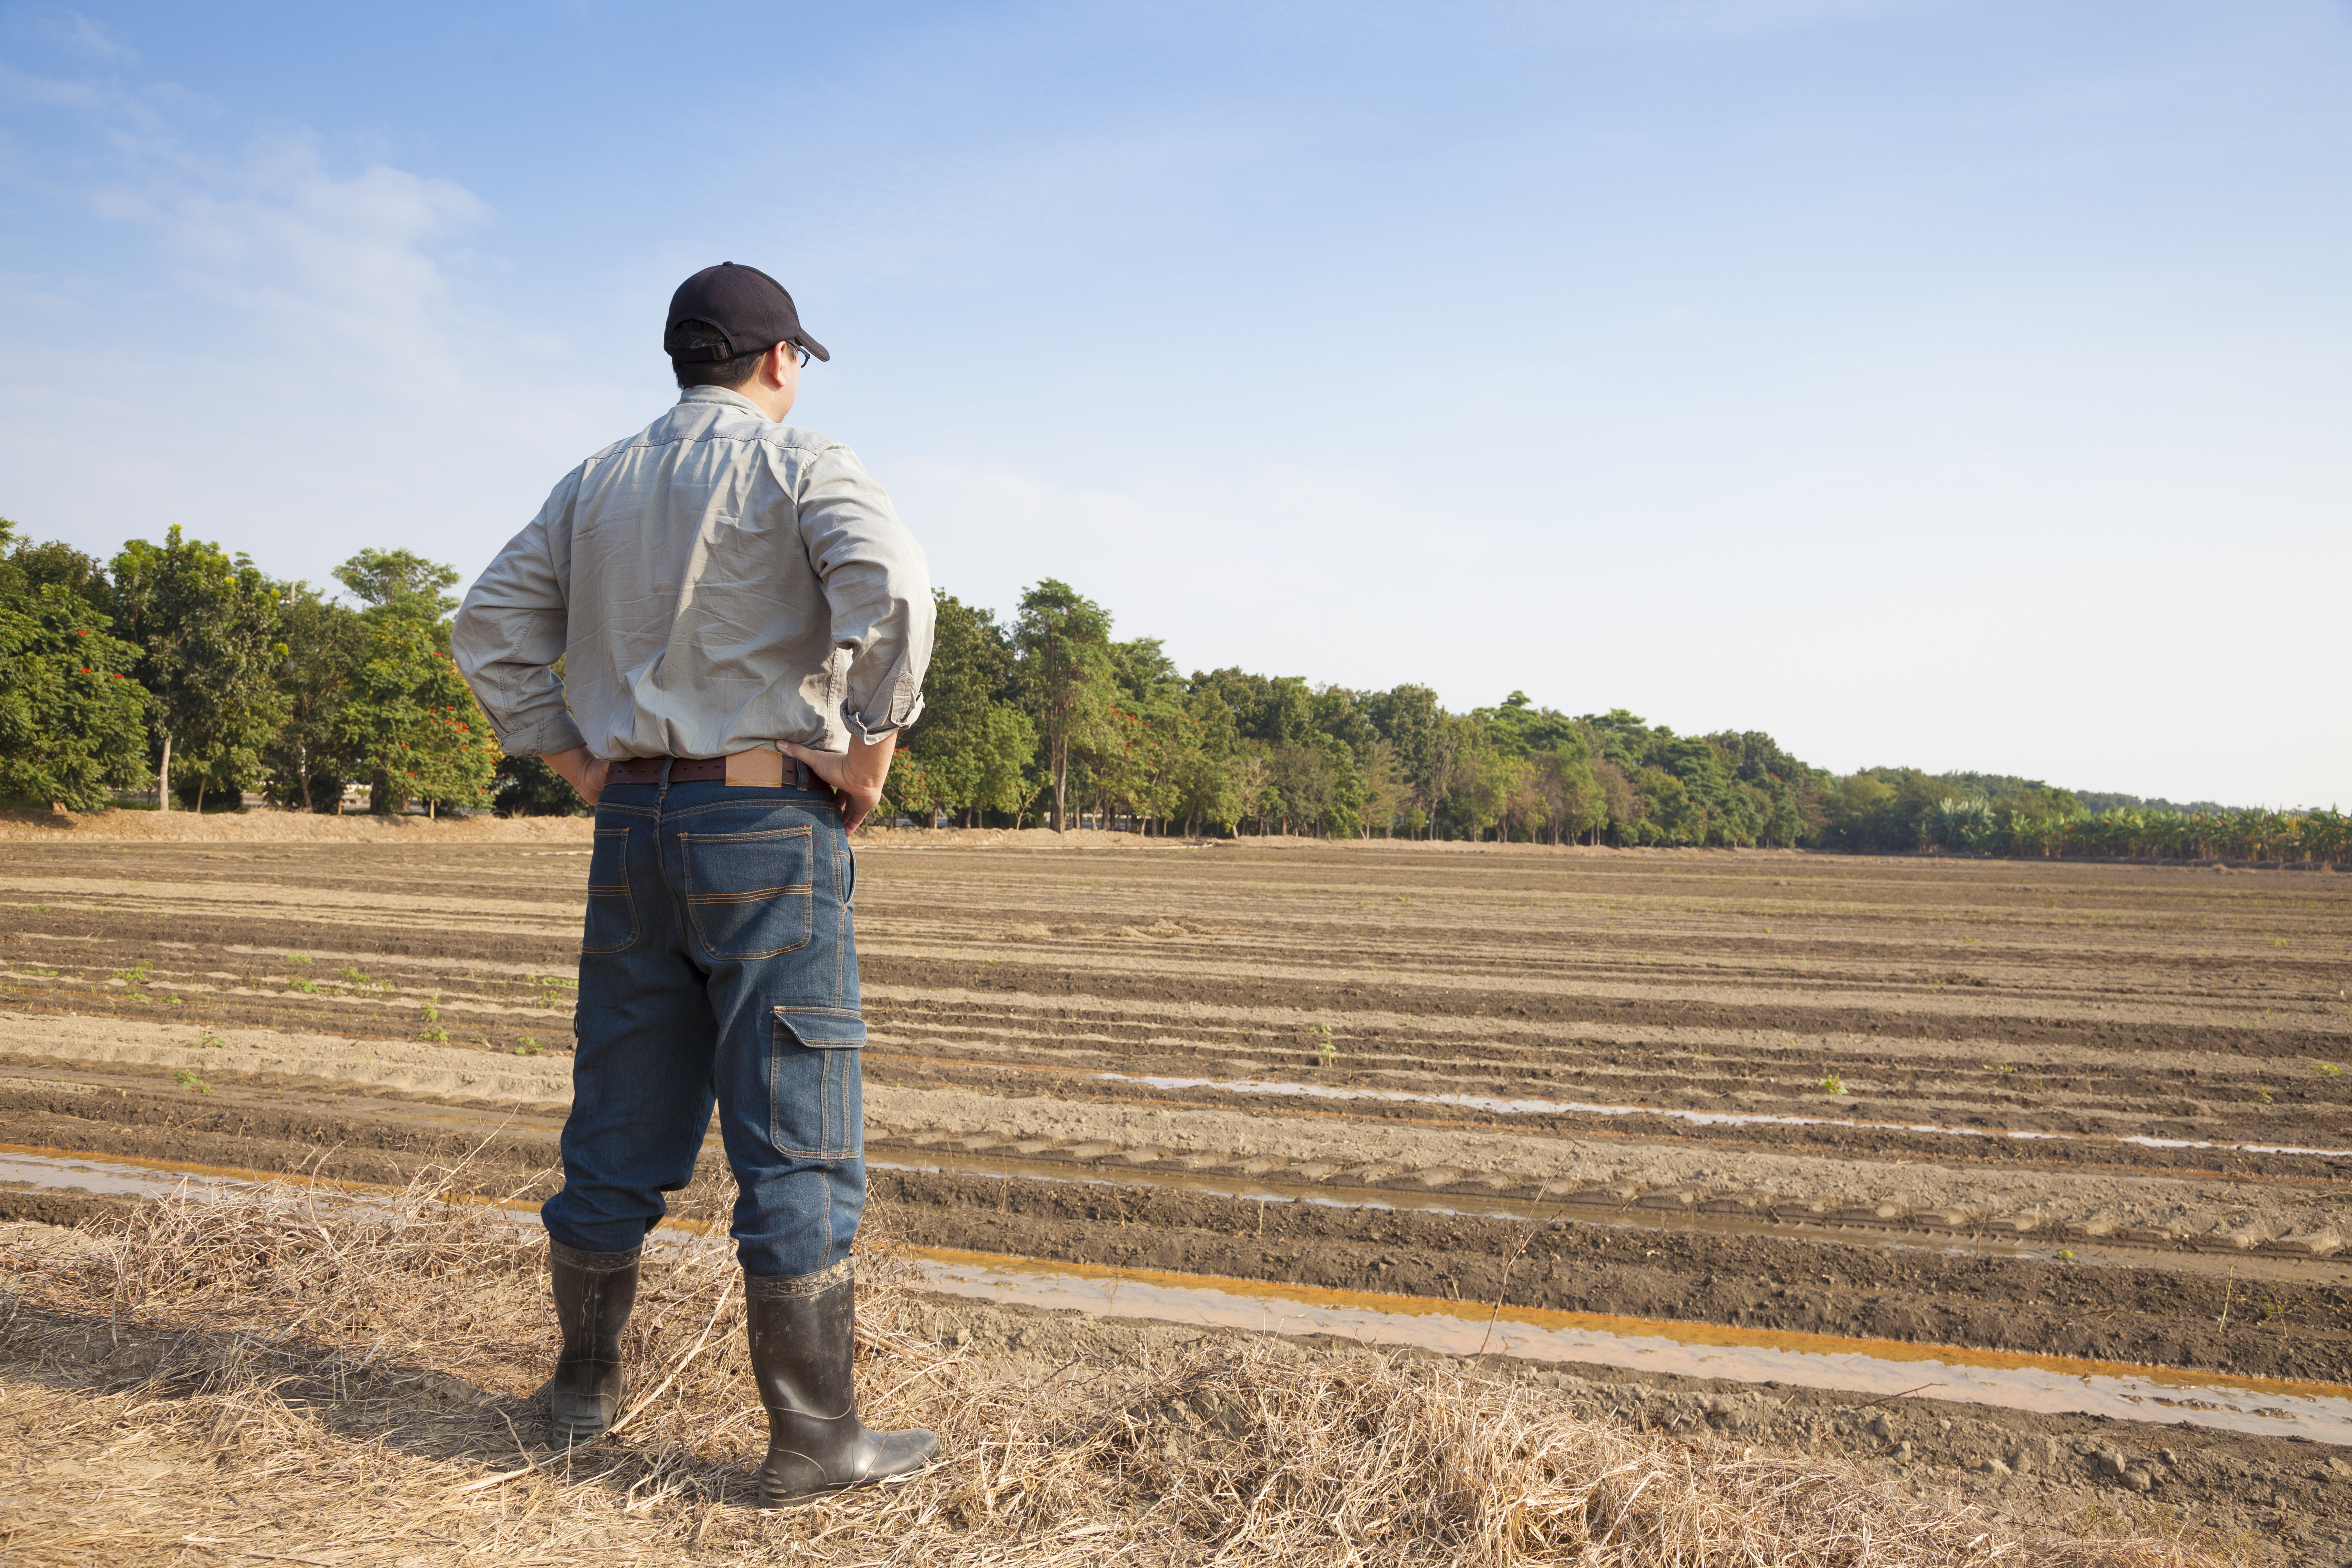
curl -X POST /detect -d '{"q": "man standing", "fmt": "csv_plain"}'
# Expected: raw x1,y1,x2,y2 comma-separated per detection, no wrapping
452,263,938,1507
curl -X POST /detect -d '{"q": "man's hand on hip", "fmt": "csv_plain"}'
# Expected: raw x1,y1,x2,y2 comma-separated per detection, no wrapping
544,746,611,808
783,733,897,833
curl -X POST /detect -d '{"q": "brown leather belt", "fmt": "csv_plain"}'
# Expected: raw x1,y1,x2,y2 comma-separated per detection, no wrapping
605,750,807,788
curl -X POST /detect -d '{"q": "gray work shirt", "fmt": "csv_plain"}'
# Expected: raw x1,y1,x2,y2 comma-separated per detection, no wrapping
452,386,934,761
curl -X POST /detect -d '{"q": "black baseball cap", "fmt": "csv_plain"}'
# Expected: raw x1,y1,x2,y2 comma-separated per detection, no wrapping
663,262,830,364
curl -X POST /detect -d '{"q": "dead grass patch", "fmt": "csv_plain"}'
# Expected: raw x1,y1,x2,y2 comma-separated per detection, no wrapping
0,1166,2236,1566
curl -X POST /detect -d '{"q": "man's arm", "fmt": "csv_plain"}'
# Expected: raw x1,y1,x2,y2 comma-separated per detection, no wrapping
777,443,934,831
541,746,612,809
782,732,895,833
452,500,590,769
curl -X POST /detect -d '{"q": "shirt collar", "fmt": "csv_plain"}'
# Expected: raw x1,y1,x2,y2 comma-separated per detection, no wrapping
678,386,766,417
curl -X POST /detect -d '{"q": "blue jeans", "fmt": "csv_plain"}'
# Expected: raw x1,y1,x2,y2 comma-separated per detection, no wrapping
541,769,865,1279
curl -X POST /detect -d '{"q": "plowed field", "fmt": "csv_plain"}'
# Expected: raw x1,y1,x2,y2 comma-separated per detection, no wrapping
5,824,2351,1556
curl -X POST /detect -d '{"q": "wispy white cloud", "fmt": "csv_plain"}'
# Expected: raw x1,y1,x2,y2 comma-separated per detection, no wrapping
3,52,493,389
158,138,489,379
0,36,611,598
30,10,138,65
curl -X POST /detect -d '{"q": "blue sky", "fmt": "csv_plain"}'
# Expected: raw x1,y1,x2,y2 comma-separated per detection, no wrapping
3,1,2346,806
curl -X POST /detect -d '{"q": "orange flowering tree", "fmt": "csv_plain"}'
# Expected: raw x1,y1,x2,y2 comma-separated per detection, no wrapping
324,550,499,816
0,579,151,811
335,611,500,815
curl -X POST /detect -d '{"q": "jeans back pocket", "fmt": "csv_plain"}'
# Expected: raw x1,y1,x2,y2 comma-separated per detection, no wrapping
680,825,815,961
582,825,639,955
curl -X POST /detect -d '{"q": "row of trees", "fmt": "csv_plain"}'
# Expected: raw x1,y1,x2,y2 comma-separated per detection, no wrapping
1,522,2337,859
1821,767,2349,862
883,583,1836,849
883,581,2342,859
0,520,498,815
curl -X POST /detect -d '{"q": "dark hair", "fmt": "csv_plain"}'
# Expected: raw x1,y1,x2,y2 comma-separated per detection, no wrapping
670,329,773,391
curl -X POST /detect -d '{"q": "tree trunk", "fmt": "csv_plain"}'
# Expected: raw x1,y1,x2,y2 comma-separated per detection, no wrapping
193,776,206,815
156,733,173,812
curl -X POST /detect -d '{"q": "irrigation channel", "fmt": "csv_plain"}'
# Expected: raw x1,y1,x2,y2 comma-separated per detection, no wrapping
9,1142,2348,1447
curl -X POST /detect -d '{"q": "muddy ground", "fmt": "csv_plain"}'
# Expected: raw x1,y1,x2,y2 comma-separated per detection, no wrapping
3,828,2351,1557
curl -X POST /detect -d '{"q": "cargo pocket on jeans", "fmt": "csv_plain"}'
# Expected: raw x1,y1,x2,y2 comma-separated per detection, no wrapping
680,825,814,960
581,826,638,955
770,1008,863,1159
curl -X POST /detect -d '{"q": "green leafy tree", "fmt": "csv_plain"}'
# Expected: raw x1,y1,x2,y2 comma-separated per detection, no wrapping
877,745,942,825
1227,745,1274,836
332,548,462,619
1013,579,1115,833
0,524,113,618
1088,637,1194,833
1364,683,1446,832
1532,735,1606,844
903,591,1028,825
109,526,287,812
328,550,497,815
262,581,366,811
0,521,151,810
338,613,500,814
1591,756,1642,843
971,706,1042,821
1357,737,1410,836
1440,718,1512,841
1166,687,1243,836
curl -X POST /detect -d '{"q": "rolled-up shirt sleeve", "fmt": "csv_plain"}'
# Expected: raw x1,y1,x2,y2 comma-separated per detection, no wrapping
453,495,588,759
787,443,935,743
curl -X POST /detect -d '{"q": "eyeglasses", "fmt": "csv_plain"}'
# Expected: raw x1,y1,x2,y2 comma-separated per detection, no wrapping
789,342,813,369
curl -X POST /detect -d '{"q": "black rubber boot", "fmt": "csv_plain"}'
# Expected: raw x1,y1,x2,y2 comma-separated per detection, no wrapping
746,1260,939,1507
547,1240,640,1446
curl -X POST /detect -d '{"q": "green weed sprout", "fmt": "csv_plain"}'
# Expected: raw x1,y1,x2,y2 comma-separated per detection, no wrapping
172,1069,211,1094
419,995,449,1044
1311,1021,1336,1068
194,1032,227,1050
1821,1075,1847,1096
2318,1062,2344,1076
514,1036,544,1056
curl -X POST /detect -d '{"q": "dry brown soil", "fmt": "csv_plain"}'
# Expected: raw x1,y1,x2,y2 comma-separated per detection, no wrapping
4,825,2352,1557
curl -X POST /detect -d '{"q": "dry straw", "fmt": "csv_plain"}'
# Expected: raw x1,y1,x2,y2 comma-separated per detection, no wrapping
1,1161,2227,1567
